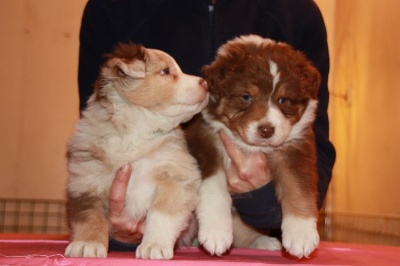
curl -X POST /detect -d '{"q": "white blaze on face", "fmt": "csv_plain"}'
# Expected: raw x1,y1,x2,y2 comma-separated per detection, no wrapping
244,59,292,147
269,60,280,92
268,60,293,145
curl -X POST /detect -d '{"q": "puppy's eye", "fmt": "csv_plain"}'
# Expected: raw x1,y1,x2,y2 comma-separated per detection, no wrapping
160,68,170,75
278,97,288,104
241,93,253,103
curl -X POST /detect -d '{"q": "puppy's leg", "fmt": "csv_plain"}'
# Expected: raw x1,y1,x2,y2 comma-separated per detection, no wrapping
232,209,281,250
177,213,199,247
65,194,109,258
277,186,319,258
196,169,233,256
273,157,319,258
136,172,199,260
280,213,319,258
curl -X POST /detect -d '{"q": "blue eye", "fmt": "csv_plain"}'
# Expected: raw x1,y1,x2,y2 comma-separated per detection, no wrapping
160,68,170,75
241,93,253,103
278,97,288,104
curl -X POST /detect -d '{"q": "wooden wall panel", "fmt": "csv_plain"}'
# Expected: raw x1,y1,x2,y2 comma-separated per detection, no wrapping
0,0,86,199
329,0,400,216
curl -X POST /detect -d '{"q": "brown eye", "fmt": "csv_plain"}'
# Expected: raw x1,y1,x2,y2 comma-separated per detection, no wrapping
278,97,288,104
160,68,170,75
241,93,253,103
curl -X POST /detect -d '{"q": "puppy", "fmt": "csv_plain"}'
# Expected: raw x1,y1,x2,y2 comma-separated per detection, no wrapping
65,43,209,260
184,35,321,258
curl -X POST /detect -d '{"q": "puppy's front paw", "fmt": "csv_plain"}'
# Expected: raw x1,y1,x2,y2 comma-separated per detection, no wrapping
198,224,233,256
281,216,319,258
250,235,282,251
65,241,107,258
136,242,174,260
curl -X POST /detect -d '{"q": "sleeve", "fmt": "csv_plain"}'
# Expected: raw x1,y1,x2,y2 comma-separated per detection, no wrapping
232,2,336,230
232,183,282,229
300,2,336,209
78,0,118,112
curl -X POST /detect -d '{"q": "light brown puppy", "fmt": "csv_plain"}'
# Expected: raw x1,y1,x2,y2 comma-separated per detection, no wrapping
65,43,209,260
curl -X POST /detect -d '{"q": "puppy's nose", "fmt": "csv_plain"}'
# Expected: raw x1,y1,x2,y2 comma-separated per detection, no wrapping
258,123,275,139
199,78,209,91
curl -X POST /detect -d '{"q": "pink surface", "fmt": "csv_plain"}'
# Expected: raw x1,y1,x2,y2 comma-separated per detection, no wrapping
0,240,399,265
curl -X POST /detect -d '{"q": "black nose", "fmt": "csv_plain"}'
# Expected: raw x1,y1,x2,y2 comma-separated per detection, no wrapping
258,124,275,138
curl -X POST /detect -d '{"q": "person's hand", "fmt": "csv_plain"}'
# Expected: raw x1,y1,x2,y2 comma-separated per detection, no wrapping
109,164,145,243
220,131,272,194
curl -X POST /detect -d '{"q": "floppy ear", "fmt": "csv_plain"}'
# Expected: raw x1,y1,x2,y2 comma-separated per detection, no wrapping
202,64,219,91
295,52,321,99
107,42,147,79
302,64,321,99
95,43,147,102
112,58,146,79
202,63,225,103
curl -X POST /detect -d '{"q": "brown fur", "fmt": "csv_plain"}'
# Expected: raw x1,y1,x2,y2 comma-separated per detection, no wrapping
183,115,223,178
269,128,318,217
184,35,321,258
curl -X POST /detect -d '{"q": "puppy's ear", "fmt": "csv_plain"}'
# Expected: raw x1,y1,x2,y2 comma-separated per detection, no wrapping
202,63,225,101
295,52,321,99
112,59,146,79
106,43,147,79
202,64,216,89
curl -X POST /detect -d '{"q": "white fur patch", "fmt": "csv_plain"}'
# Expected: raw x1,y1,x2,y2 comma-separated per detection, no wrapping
269,60,280,91
245,121,261,145
250,235,282,250
287,99,318,141
267,106,291,144
217,34,275,58
136,211,187,259
65,241,107,258
196,170,233,256
281,215,319,258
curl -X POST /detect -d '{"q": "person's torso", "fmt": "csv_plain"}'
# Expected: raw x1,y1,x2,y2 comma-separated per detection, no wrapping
104,0,314,76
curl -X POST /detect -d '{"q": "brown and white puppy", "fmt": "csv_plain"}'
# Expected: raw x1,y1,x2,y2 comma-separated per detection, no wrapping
65,43,209,260
185,35,321,258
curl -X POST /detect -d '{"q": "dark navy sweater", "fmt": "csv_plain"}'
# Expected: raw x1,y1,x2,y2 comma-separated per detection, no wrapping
78,0,336,230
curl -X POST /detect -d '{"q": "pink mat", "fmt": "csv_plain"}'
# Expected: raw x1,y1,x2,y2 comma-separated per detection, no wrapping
0,239,399,265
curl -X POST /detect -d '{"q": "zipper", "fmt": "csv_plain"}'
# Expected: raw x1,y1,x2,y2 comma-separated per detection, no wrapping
208,3,215,62
208,4,214,26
